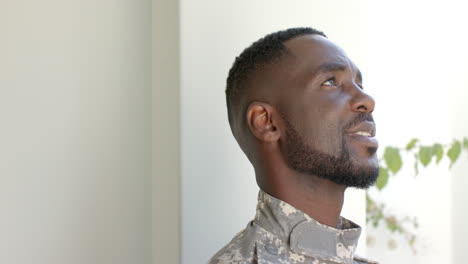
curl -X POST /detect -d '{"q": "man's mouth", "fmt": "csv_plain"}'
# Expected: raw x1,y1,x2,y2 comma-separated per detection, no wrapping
346,121,378,149
347,121,376,137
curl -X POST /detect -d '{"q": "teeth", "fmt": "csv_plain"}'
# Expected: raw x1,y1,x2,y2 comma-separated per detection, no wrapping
354,131,371,137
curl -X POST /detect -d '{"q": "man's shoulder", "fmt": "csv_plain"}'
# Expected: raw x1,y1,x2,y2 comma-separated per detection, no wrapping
208,221,268,264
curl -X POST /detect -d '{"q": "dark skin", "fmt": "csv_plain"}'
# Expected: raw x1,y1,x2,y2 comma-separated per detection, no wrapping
238,35,377,228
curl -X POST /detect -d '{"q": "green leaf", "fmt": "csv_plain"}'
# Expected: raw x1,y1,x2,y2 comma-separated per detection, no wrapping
384,147,403,174
376,167,389,190
447,140,462,167
419,146,433,167
405,138,419,151
432,143,444,164
414,153,419,176
373,220,379,228
463,137,468,150
386,216,398,233
387,223,398,233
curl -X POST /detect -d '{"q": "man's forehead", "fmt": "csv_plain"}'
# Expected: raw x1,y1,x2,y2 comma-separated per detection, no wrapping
284,35,362,80
284,35,353,67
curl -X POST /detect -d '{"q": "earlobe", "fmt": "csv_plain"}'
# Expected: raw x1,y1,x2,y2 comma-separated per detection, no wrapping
246,102,280,142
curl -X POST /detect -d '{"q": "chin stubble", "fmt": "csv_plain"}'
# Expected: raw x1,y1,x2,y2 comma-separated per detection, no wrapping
282,115,379,189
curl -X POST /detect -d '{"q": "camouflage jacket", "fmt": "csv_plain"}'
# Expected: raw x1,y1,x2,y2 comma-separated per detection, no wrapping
209,190,378,264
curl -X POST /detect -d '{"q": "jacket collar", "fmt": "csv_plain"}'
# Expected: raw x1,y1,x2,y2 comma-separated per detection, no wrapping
254,190,361,261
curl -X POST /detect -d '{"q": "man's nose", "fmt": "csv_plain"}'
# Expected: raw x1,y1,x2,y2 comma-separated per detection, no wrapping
350,87,375,113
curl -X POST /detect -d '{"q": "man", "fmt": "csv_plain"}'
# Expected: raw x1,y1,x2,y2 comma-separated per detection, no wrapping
209,27,379,264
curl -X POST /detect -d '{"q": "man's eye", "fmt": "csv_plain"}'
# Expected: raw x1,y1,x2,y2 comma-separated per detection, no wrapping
323,78,336,86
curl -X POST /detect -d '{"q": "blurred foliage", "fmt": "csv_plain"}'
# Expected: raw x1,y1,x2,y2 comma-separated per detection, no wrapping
366,137,468,252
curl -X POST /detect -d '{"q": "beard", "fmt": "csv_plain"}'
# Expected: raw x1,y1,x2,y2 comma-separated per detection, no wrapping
282,114,379,189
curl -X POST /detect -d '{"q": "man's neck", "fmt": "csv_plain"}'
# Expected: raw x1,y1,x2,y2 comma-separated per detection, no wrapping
259,167,346,228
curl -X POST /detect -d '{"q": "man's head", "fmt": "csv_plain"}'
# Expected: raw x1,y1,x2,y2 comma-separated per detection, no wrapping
226,27,379,189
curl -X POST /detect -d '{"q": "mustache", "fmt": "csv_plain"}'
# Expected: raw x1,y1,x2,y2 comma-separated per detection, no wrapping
344,113,374,131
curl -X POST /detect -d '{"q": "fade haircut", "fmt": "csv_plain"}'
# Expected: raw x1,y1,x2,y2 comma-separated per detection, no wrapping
225,27,327,127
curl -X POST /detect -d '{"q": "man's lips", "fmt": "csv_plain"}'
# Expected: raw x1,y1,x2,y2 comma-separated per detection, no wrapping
347,121,376,137
346,121,378,148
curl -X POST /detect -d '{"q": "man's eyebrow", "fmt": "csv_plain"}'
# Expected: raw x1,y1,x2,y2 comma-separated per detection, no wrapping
315,62,347,74
312,62,363,83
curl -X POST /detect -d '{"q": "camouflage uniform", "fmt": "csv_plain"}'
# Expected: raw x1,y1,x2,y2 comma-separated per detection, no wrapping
209,191,378,264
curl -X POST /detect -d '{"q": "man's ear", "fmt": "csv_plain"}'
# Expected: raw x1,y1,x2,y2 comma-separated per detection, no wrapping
246,102,281,142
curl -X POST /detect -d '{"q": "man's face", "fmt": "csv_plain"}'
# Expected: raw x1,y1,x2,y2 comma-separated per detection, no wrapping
277,35,379,188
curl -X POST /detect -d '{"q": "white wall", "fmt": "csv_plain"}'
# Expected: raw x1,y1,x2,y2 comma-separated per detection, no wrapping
451,93,468,264
0,1,152,264
449,20,468,263
180,1,368,263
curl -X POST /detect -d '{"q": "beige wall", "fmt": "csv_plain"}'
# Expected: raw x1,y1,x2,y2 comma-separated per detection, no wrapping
152,0,181,263
0,1,152,263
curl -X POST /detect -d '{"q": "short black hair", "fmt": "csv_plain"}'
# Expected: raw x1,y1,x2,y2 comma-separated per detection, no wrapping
225,27,326,125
